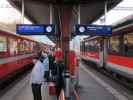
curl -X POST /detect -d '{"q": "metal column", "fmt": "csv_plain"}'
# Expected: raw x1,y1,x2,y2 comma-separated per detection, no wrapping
59,6,72,99
103,1,108,67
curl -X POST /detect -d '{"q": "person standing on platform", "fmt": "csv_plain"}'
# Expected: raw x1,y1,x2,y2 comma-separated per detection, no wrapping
55,60,64,99
53,48,64,98
30,53,49,100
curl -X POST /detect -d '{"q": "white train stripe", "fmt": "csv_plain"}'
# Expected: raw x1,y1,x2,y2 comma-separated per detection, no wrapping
107,62,133,75
106,62,133,80
0,54,35,65
81,66,128,100
80,56,99,64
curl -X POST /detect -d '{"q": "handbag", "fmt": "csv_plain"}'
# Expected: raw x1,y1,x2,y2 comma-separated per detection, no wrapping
48,82,56,95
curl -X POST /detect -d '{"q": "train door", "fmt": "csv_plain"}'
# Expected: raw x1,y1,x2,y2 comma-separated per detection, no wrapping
0,35,8,58
99,38,104,67
9,37,18,56
103,38,108,67
99,37,108,68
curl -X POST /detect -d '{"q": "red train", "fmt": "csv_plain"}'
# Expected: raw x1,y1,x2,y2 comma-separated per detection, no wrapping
80,15,133,81
0,29,49,83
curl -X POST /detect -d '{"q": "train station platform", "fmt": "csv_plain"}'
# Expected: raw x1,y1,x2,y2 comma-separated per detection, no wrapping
0,63,128,100
0,73,57,100
79,63,128,100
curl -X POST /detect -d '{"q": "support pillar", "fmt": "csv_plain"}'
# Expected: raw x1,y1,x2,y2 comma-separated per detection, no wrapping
60,6,72,70
59,6,72,99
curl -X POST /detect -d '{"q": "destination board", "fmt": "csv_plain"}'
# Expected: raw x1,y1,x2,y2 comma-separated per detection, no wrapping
16,24,55,35
75,24,112,35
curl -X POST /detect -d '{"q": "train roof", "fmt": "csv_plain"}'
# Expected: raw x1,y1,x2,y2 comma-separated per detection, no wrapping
113,14,133,33
0,28,39,42
0,28,53,47
112,14,133,28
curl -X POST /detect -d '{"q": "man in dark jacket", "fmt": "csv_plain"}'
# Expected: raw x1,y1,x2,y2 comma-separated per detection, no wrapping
55,60,64,98
48,51,55,71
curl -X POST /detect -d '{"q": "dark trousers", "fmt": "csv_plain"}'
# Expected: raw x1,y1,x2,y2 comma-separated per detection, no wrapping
31,83,42,100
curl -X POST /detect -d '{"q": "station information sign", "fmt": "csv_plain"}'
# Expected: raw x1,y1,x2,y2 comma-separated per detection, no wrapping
16,24,55,35
75,24,112,35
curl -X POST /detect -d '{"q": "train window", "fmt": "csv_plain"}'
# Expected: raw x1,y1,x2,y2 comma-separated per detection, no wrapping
124,32,133,56
0,36,7,52
19,40,25,53
84,41,88,51
30,42,34,52
23,40,30,54
109,36,120,54
9,38,17,56
86,40,99,52
80,42,83,51
17,39,21,54
81,42,85,52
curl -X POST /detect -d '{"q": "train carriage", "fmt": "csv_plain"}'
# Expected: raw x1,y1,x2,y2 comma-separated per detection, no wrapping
80,15,133,81
106,15,133,80
80,36,101,65
0,29,49,83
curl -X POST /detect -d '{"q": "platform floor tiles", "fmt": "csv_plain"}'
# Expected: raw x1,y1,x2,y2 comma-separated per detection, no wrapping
14,83,56,100
0,74,56,100
79,64,128,100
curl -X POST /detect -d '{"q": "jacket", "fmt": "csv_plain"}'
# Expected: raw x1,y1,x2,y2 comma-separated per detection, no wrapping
30,57,49,84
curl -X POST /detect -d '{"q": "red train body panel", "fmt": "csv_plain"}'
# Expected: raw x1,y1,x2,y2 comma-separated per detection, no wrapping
80,51,99,60
0,56,33,79
107,55,133,68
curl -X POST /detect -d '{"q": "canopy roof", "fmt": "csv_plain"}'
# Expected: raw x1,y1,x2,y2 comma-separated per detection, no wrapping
8,0,122,42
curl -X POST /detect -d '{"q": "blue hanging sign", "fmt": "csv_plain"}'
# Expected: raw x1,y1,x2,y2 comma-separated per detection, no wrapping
16,24,55,35
75,24,112,35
